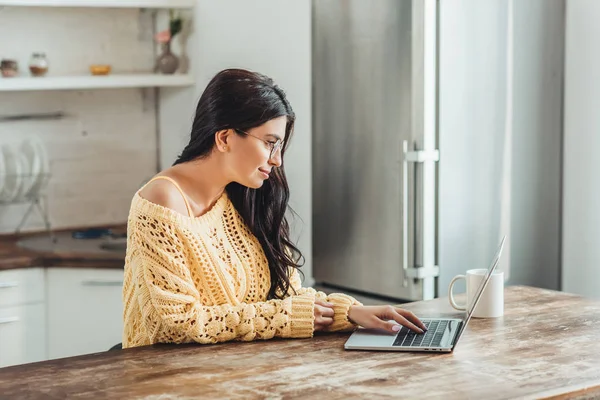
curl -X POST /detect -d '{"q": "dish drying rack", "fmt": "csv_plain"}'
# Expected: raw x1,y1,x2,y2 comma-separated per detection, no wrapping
0,172,54,240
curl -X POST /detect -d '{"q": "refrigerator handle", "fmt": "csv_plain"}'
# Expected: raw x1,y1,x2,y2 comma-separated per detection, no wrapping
402,140,441,287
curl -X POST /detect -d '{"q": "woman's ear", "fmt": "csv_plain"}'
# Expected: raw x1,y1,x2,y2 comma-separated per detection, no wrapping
215,129,232,152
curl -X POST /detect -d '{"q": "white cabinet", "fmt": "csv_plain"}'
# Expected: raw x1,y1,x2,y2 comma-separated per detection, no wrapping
0,267,123,364
0,268,45,308
0,268,46,367
0,304,46,368
47,268,124,359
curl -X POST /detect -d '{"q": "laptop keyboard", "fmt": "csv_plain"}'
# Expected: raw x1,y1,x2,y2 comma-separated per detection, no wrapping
392,320,448,347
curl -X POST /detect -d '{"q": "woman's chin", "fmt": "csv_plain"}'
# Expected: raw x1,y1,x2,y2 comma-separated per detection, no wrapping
241,178,265,189
234,173,268,189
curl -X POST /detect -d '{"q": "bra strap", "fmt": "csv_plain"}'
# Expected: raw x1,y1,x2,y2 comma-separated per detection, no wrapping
145,176,194,217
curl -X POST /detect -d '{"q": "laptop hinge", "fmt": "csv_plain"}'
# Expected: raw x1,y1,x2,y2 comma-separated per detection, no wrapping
405,266,440,279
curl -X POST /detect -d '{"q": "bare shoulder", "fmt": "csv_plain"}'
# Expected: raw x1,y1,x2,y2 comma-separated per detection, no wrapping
138,175,189,217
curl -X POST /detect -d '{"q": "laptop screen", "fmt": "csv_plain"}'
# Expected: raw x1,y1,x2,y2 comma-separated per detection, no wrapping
453,236,506,346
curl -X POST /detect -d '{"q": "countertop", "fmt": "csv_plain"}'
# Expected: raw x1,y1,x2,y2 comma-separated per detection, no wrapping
0,286,599,399
0,226,126,271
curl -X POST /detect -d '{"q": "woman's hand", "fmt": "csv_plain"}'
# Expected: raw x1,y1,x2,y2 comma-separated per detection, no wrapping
347,305,427,334
314,300,335,331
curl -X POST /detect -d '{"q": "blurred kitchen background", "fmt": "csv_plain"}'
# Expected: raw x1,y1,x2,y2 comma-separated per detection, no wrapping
0,0,598,368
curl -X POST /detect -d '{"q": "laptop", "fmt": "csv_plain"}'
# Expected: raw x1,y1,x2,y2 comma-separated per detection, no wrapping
344,236,506,353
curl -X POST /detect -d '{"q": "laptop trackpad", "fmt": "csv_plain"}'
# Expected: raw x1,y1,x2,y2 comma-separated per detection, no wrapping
344,328,398,349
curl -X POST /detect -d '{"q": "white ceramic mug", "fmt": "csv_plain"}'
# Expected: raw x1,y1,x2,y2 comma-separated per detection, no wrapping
448,269,504,318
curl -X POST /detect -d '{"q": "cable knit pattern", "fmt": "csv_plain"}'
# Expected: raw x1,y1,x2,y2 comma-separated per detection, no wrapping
122,190,361,348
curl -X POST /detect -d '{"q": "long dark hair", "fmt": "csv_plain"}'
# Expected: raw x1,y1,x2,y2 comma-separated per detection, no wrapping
174,69,303,299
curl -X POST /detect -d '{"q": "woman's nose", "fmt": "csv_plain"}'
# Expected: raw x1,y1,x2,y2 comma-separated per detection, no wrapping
268,150,282,167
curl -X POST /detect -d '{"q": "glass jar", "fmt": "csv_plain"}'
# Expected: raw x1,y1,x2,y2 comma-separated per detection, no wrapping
1,59,18,78
29,52,49,77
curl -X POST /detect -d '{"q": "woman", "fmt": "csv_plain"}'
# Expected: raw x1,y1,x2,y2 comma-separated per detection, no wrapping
122,69,426,348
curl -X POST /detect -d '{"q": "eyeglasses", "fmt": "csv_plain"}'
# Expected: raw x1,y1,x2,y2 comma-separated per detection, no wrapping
234,129,283,159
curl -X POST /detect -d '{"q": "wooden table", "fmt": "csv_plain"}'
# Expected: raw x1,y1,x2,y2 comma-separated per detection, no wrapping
1,286,599,399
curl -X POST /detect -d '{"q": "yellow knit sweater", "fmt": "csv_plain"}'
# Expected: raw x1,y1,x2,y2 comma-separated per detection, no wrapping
122,187,360,348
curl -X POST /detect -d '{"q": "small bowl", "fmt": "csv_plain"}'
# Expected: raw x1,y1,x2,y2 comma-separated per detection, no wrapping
89,65,111,76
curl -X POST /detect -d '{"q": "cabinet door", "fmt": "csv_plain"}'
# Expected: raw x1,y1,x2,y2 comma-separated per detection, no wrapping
0,304,46,367
47,268,123,359
0,268,45,307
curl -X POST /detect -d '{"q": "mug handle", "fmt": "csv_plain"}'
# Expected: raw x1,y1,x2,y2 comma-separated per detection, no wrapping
448,275,467,311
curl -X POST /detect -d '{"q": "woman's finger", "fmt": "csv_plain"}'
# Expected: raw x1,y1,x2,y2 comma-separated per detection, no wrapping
391,312,424,333
315,299,334,308
382,319,405,334
372,315,397,333
316,304,334,318
396,308,427,331
315,316,333,326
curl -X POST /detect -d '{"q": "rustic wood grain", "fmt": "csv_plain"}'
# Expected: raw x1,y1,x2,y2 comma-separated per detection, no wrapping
0,286,598,399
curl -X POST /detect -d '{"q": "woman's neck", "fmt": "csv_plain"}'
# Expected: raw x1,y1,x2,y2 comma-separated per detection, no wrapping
170,155,229,212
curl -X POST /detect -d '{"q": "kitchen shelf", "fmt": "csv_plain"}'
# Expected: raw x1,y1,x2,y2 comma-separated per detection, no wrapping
0,74,195,92
0,0,195,8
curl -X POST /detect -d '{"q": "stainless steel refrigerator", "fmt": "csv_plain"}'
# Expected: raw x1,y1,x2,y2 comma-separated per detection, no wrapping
312,0,563,302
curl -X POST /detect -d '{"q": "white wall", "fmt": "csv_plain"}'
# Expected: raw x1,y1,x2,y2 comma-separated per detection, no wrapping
563,0,600,298
159,0,313,283
510,0,563,290
438,0,563,293
0,7,157,232
438,0,510,293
